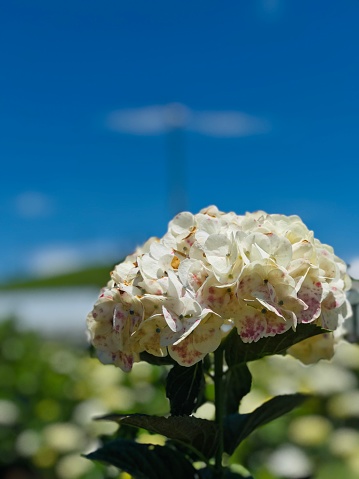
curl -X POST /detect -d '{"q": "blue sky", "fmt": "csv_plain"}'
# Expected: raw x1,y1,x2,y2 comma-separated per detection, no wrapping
1,0,359,281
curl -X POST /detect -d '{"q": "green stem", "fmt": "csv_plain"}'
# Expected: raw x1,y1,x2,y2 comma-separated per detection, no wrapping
214,347,225,479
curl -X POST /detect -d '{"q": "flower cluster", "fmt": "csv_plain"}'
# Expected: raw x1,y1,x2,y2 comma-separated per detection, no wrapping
87,206,352,370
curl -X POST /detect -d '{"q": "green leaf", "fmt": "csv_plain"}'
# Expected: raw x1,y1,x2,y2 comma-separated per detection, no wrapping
224,323,325,364
224,363,252,415
224,336,253,414
98,413,219,460
166,361,205,415
85,438,198,479
223,393,309,455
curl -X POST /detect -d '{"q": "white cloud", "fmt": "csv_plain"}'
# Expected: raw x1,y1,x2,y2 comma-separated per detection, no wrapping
107,104,190,135
26,239,128,278
348,257,359,280
14,191,55,218
106,103,269,138
190,110,269,137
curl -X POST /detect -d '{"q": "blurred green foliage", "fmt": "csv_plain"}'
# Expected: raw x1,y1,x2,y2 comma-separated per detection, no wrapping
0,318,168,479
0,265,115,290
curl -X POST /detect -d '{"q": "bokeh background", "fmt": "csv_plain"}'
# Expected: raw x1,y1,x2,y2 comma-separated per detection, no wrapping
1,1,359,478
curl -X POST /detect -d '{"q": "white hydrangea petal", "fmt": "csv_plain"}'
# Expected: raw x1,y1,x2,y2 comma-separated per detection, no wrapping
162,232,177,250
170,211,195,237
199,205,221,216
112,262,138,283
167,270,184,299
204,234,234,270
159,253,179,273
288,259,311,282
162,306,182,332
177,259,193,287
316,247,339,280
287,333,335,365
131,314,168,357
192,314,223,354
137,277,168,295
150,241,172,260
138,254,162,279
181,296,202,316
196,213,221,235
292,240,315,262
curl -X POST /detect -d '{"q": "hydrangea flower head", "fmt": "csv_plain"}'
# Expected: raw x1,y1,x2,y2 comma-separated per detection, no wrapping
87,206,352,370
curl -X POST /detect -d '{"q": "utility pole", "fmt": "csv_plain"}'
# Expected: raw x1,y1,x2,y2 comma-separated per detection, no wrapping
164,103,188,217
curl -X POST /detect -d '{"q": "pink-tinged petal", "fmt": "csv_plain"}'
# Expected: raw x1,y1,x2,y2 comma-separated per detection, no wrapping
236,308,267,343
322,282,346,309
297,278,323,323
97,350,136,372
113,351,136,372
197,277,240,319
320,289,351,330
112,304,129,350
112,295,143,351
264,313,292,337
277,296,307,323
169,336,205,366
